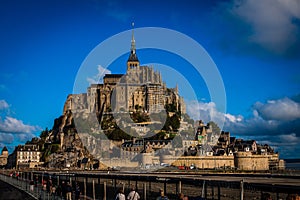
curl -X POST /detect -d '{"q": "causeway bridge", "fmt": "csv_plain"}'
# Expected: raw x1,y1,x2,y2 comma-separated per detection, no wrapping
1,170,299,200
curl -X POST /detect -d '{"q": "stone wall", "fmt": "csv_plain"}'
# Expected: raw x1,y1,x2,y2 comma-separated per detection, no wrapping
159,153,272,171
102,158,139,168
234,152,269,171
97,152,277,171
0,156,7,166
162,155,235,169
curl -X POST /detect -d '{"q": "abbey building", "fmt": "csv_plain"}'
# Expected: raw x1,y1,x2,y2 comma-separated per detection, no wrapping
64,27,185,119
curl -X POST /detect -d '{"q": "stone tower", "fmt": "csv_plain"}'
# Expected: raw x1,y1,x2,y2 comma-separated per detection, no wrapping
0,146,8,166
127,22,140,71
2,146,8,157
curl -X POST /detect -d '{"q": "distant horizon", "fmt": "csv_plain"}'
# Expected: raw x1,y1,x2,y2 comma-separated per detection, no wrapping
284,158,300,161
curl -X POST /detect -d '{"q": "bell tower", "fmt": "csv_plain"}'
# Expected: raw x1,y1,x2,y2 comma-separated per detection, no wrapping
127,22,140,71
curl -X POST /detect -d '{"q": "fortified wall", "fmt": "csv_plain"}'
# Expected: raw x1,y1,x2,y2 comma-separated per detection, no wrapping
170,155,235,169
139,152,280,171
234,152,269,171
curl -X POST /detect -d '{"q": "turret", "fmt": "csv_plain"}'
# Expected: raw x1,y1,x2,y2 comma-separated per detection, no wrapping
1,146,8,156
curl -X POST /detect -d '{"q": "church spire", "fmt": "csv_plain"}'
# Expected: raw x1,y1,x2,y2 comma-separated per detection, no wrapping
131,22,136,54
127,22,139,71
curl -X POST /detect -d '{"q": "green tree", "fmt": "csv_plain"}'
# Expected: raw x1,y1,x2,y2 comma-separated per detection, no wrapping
40,128,49,141
170,114,180,131
148,131,166,140
51,144,60,153
165,104,176,112
108,128,132,140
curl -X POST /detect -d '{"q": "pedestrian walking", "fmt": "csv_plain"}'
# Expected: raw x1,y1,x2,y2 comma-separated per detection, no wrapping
156,189,169,200
115,188,125,200
177,193,188,200
61,181,67,199
261,193,272,200
66,182,72,200
75,182,81,200
127,187,140,200
30,180,34,191
286,194,300,200
51,185,56,198
56,184,62,199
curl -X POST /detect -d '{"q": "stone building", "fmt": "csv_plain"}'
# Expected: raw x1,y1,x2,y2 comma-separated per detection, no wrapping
194,120,212,145
8,144,42,169
234,152,269,171
0,146,8,167
65,26,185,120
119,119,284,171
121,139,172,160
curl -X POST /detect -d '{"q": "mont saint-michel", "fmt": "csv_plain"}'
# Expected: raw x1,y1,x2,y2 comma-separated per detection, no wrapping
1,1,300,199
2,27,285,174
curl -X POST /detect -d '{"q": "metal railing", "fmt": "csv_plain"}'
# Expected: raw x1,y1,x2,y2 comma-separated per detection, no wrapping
0,173,63,200
1,170,299,200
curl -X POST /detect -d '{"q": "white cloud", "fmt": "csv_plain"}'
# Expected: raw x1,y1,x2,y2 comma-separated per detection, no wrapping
16,133,36,143
186,97,300,134
255,133,300,157
87,65,111,84
231,0,300,53
0,100,9,110
0,100,41,153
186,100,225,127
221,97,300,137
224,113,243,123
186,96,300,158
0,133,14,144
186,100,245,126
0,116,39,134
278,133,299,144
254,97,300,121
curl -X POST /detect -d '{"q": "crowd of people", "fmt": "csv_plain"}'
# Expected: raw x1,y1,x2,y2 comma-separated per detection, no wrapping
44,180,80,200
115,187,141,200
25,177,300,200
31,177,81,200
114,188,191,200
114,189,300,200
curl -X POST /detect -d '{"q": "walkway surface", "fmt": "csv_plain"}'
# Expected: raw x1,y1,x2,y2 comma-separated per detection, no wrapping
0,179,36,200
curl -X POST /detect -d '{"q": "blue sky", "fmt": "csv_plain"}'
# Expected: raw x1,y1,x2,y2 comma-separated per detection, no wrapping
0,0,300,158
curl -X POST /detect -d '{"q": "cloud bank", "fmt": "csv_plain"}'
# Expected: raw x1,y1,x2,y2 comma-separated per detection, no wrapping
186,96,300,158
254,98,300,121
0,100,9,110
233,0,300,53
212,0,300,57
0,100,41,152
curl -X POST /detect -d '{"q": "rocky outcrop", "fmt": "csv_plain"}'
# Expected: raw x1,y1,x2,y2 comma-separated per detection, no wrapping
43,110,93,169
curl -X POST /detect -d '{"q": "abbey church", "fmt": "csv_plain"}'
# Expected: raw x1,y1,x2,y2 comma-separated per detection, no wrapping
64,26,186,120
